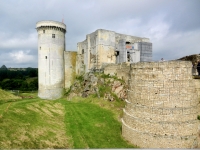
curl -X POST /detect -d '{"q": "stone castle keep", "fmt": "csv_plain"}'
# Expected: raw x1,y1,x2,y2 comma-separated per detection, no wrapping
36,20,200,148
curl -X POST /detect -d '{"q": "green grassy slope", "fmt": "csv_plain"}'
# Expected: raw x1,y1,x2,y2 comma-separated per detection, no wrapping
0,99,70,149
0,97,135,149
0,89,21,100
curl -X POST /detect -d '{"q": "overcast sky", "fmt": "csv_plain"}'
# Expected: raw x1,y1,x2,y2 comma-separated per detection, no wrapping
0,0,200,68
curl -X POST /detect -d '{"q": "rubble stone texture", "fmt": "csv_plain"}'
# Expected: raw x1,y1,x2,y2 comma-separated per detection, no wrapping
121,61,200,148
104,62,130,83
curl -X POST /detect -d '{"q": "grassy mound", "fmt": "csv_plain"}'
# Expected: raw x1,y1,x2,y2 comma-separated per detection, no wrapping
0,97,135,149
0,89,21,100
0,99,70,148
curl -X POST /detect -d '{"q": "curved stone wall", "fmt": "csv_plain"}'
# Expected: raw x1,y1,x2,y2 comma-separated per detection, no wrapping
122,61,200,148
36,21,66,99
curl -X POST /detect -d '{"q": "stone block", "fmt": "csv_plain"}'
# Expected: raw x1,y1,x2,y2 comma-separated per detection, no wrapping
169,89,180,95
141,87,149,93
181,80,190,87
149,93,160,101
158,61,168,68
145,100,154,107
154,100,164,107
179,61,192,68
168,61,180,68
163,100,173,107
153,80,164,87
159,88,170,95
162,108,171,115
164,80,174,88
173,67,181,74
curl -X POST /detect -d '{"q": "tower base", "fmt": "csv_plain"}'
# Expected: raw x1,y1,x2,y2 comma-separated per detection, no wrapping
38,88,64,100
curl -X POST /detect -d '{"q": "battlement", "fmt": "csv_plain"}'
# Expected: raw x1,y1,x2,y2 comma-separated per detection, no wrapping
36,20,66,32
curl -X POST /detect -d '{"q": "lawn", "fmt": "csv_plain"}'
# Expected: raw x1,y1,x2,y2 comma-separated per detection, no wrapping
0,95,135,148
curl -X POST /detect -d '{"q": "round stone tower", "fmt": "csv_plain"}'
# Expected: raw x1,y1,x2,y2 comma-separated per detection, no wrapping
36,20,66,99
122,61,200,148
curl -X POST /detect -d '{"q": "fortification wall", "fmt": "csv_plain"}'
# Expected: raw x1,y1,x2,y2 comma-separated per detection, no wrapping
103,62,130,83
122,61,200,148
104,63,119,75
64,51,77,89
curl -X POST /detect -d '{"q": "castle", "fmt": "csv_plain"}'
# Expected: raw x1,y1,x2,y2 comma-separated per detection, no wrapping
36,20,200,148
36,20,152,99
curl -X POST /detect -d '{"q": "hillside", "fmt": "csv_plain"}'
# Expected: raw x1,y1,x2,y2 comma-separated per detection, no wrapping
0,97,135,149
0,89,21,100
0,73,135,149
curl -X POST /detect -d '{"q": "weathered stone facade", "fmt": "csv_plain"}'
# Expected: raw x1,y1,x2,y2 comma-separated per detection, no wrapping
104,62,130,83
119,61,200,148
76,29,152,75
36,21,66,99
64,51,77,89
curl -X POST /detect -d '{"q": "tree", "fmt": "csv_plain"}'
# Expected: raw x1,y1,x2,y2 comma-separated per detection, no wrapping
29,78,38,90
0,65,7,70
20,81,29,91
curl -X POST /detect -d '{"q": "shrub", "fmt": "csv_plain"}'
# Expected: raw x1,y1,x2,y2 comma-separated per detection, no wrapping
76,75,84,82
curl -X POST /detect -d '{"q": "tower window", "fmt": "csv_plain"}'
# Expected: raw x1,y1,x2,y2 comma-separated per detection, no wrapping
82,49,84,54
43,30,45,33
52,34,55,38
45,56,47,59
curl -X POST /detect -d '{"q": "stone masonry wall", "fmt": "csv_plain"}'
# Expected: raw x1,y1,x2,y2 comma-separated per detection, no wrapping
104,63,119,75
64,51,77,89
103,62,130,83
121,61,200,148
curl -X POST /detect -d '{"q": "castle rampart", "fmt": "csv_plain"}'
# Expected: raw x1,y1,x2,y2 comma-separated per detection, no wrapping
121,61,200,148
104,62,130,83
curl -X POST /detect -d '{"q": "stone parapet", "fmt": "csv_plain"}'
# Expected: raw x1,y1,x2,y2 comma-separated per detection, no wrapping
36,20,66,31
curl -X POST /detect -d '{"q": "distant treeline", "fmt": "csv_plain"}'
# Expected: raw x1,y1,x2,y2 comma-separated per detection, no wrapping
0,67,38,91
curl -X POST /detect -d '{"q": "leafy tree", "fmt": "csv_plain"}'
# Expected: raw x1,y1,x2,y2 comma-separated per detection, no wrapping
0,70,8,81
29,78,38,91
20,81,29,91
0,65,7,70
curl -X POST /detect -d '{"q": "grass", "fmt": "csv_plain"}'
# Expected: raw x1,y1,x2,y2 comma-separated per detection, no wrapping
60,99,133,148
69,96,126,121
0,89,21,101
0,93,135,149
0,99,70,149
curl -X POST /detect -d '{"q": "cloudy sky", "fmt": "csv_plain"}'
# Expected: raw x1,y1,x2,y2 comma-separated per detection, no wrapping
0,0,200,68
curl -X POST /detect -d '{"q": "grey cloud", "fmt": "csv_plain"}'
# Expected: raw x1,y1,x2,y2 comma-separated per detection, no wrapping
0,0,199,67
